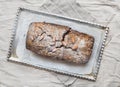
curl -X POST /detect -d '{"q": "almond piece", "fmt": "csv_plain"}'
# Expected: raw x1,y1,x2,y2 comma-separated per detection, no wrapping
62,41,67,46
72,44,78,50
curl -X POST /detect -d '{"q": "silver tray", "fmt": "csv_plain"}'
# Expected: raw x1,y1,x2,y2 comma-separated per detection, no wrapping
7,8,109,81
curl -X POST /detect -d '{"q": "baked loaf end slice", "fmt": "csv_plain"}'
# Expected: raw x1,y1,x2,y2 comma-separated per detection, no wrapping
26,22,94,64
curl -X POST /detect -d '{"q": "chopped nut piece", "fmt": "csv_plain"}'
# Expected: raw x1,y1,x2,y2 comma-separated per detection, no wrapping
72,44,78,50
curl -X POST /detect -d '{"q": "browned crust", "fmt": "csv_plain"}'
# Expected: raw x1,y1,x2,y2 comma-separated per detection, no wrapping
26,22,94,64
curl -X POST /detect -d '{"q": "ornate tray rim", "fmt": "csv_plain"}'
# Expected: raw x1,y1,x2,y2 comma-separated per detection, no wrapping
7,7,109,81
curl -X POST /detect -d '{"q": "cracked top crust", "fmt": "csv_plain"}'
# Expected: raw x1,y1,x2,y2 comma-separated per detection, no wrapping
26,22,94,64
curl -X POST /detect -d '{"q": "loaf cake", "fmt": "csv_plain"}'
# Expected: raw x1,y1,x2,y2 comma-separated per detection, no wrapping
26,22,94,64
